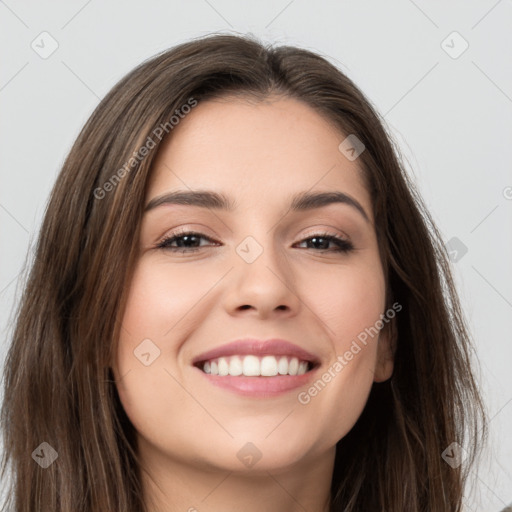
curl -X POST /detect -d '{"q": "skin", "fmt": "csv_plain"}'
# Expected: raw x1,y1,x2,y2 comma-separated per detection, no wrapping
113,95,394,512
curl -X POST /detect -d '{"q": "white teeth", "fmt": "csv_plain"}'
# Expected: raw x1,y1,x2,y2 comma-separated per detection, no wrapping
288,357,299,376
229,355,243,376
242,355,260,376
200,355,311,377
218,357,229,376
260,355,278,376
277,356,288,375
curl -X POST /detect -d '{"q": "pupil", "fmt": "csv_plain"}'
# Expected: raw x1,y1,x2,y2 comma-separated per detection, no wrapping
311,237,327,249
180,235,197,247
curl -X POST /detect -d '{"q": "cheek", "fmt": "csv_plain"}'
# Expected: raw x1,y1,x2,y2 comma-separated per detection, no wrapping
293,261,385,443
113,259,221,439
120,259,212,338
303,260,386,346
300,351,376,452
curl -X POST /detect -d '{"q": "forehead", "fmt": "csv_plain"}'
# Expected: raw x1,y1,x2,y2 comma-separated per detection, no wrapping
146,96,372,220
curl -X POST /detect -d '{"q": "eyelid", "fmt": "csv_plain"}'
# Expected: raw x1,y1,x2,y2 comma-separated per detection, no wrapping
299,224,351,241
155,225,218,245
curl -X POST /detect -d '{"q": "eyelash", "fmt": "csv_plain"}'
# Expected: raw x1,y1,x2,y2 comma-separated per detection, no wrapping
155,230,354,254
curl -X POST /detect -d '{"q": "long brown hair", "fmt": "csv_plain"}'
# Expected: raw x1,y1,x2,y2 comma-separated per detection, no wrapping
1,33,487,511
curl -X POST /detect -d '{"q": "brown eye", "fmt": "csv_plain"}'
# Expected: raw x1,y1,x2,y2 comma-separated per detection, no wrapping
295,233,354,253
156,231,218,253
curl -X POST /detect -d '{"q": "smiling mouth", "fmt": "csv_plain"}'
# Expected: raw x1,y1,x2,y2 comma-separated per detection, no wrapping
194,354,316,377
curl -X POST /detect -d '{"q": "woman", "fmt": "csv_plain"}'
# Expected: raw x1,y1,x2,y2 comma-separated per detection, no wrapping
0,33,487,511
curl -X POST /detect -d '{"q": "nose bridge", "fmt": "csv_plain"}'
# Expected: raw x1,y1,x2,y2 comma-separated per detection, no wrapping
230,203,282,266
234,229,289,279
223,228,300,315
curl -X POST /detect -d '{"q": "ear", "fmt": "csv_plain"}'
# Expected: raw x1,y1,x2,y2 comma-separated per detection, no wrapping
373,318,397,383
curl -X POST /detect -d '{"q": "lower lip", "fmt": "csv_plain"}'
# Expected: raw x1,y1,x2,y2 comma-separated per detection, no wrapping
194,366,318,398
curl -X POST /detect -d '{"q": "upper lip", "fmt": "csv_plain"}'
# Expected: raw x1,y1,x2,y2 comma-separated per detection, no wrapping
192,338,321,366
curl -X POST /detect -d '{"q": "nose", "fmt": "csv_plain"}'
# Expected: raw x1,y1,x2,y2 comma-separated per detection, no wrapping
221,236,301,319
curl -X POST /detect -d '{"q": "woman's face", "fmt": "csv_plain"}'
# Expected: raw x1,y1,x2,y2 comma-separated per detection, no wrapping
113,95,394,475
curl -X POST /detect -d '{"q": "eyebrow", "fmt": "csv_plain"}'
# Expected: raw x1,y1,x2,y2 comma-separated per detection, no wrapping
144,189,370,222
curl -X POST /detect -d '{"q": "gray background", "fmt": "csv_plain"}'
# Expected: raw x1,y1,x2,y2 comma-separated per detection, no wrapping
0,1,511,510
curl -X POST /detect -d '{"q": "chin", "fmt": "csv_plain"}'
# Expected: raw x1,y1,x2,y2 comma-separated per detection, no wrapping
188,431,322,474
